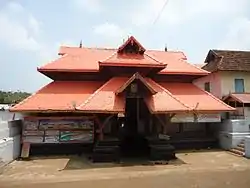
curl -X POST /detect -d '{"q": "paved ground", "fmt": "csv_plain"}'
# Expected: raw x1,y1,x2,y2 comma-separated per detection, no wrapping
1,150,250,188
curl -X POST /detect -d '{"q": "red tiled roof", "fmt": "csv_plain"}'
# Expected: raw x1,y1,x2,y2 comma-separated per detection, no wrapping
39,48,114,72
77,77,128,113
146,50,209,75
11,77,234,113
10,81,104,112
38,45,208,75
144,79,191,113
194,63,206,68
223,93,250,104
159,83,234,112
99,53,166,68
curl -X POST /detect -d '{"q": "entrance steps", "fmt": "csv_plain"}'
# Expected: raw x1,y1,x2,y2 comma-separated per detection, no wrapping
229,140,245,157
147,137,176,161
92,139,120,162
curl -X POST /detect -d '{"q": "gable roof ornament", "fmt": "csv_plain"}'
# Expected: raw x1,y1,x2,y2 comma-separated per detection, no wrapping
117,36,146,54
115,72,157,95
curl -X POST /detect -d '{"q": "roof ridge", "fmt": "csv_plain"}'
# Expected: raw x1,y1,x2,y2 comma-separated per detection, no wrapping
38,54,69,70
60,46,188,54
61,46,117,51
212,49,250,53
76,78,116,109
147,49,185,53
144,53,165,65
10,82,53,111
99,52,117,63
148,79,191,110
193,84,235,110
187,61,210,74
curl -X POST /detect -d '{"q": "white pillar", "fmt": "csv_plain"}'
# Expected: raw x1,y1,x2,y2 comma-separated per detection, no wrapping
245,136,250,158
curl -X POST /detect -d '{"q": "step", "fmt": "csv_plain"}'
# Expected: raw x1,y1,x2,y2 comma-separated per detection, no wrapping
235,146,245,152
229,148,245,156
238,143,245,148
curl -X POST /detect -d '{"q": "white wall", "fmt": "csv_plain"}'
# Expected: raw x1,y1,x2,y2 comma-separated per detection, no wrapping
193,72,222,98
220,71,250,97
0,111,23,122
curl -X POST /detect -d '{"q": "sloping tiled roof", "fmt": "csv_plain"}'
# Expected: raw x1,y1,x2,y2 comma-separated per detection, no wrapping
144,79,191,113
38,47,209,75
10,81,104,112
99,53,166,68
159,83,234,112
77,77,128,113
38,48,114,72
194,63,206,68
203,50,250,72
10,77,234,113
223,93,250,104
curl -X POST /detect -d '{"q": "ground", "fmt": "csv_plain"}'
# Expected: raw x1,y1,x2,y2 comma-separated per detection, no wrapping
1,150,250,188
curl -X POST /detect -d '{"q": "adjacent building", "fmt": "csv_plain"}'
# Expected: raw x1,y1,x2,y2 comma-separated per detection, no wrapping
194,50,250,119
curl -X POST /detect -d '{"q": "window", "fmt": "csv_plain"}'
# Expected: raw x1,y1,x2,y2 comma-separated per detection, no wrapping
235,79,245,93
204,82,210,92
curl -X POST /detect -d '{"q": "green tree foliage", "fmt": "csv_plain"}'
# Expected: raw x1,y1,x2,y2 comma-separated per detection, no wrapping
0,90,31,104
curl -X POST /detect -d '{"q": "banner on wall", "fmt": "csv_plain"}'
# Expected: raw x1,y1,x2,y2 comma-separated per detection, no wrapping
39,119,94,130
171,114,221,123
22,117,94,144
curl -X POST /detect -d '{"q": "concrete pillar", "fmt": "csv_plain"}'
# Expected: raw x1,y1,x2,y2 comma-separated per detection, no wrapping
245,136,250,159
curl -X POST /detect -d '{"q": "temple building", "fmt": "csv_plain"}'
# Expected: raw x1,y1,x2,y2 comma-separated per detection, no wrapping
10,36,234,161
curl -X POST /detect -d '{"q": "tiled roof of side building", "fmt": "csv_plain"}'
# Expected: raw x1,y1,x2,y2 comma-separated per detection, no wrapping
223,93,250,104
203,49,250,72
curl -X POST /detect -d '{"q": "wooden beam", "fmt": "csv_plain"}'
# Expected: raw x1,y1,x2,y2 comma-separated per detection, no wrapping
98,115,114,132
243,103,245,118
169,113,176,120
115,72,157,95
160,113,176,134
95,115,114,140
155,114,166,133
21,142,30,159
137,97,140,128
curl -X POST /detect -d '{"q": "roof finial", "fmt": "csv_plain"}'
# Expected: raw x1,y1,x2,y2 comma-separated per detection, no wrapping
164,44,168,52
79,40,82,48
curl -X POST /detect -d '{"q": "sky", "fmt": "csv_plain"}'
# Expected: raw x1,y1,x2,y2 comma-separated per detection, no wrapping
0,0,250,92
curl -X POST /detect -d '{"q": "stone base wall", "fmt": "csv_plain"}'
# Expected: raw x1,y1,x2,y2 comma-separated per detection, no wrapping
218,119,250,150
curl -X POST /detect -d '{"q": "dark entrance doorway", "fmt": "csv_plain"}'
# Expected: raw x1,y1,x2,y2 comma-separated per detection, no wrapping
120,97,149,157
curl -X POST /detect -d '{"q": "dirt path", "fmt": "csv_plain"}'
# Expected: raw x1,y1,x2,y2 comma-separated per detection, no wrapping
1,168,250,188
1,151,250,188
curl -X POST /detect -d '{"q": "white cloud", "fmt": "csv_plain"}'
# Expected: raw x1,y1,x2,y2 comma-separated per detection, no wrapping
218,17,250,50
28,15,41,36
0,1,56,62
94,23,125,38
0,2,42,51
93,23,128,47
132,0,249,26
73,0,102,13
